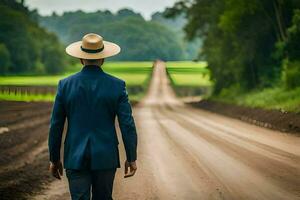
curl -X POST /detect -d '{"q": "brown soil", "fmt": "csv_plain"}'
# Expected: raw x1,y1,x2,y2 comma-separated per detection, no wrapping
0,101,53,200
189,100,300,135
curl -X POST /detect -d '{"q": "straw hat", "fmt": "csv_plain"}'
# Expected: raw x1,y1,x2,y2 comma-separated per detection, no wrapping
66,33,121,59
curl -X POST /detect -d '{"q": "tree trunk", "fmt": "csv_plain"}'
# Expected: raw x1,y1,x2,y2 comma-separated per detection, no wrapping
273,0,287,42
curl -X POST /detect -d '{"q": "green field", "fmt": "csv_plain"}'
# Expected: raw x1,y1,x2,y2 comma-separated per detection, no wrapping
0,62,153,102
0,92,55,102
166,61,211,87
0,61,213,102
0,61,208,88
0,62,153,86
166,61,212,96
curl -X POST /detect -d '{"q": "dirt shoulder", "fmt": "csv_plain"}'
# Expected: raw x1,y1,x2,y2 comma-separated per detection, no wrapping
189,99,300,135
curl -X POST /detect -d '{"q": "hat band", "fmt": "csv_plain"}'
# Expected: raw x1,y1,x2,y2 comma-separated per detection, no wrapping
81,46,104,53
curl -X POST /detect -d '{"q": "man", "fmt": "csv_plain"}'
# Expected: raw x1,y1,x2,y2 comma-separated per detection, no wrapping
48,33,138,200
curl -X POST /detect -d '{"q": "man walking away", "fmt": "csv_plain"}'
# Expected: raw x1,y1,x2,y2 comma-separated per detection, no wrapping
48,33,138,200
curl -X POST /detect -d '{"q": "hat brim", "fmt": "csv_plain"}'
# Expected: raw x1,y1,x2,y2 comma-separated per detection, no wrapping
66,41,121,59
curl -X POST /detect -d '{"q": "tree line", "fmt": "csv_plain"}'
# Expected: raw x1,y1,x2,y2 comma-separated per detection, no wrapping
165,0,300,93
0,0,202,75
0,0,68,75
39,9,200,61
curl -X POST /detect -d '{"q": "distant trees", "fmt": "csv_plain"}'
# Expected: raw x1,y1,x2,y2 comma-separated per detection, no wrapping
165,0,300,93
39,9,196,61
0,0,67,75
40,33,67,74
151,12,202,60
0,43,10,73
101,17,185,61
283,9,300,88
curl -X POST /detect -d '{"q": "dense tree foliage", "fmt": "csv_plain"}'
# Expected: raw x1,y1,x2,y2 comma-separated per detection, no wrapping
0,43,10,73
283,9,300,88
166,0,300,93
0,0,67,75
152,12,202,60
39,9,199,61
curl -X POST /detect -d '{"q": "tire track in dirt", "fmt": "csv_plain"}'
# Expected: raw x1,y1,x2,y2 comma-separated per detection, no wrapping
156,105,300,198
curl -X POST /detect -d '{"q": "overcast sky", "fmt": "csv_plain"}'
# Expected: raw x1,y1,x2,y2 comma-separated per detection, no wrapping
25,0,177,20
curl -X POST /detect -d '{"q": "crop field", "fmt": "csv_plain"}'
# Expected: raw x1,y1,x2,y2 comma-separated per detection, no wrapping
0,61,213,101
0,62,153,102
0,62,153,86
166,61,211,87
166,61,212,96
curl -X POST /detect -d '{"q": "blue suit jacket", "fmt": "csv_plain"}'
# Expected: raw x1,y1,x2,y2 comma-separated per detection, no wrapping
48,65,137,170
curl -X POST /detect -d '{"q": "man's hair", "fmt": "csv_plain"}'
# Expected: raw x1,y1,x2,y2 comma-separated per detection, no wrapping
82,59,104,65
86,59,98,62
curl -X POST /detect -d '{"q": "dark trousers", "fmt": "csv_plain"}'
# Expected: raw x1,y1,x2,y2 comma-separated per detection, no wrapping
66,168,116,200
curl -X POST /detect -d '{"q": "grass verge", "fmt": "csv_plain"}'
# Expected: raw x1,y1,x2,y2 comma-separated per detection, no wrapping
209,86,300,113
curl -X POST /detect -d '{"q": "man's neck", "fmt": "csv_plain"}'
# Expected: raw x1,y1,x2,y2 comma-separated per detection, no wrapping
84,64,100,67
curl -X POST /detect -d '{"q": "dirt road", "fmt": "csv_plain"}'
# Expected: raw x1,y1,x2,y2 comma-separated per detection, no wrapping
1,61,299,199
114,61,300,200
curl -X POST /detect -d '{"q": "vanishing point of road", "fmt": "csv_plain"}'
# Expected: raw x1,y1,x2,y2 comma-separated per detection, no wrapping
35,61,300,200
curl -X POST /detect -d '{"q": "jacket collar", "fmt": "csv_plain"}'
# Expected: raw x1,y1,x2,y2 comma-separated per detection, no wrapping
81,65,104,74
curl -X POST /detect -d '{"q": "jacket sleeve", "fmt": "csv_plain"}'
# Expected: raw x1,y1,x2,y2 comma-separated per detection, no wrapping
117,81,138,162
48,80,66,163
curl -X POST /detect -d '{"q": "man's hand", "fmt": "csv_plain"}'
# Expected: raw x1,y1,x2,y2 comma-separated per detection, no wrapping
49,161,63,180
124,160,137,178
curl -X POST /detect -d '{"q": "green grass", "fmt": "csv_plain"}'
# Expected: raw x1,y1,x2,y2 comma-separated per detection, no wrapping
0,76,65,86
0,61,153,86
167,61,207,69
166,61,212,97
0,61,153,102
0,91,143,103
169,74,211,87
210,87,300,113
0,92,54,102
166,61,211,87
